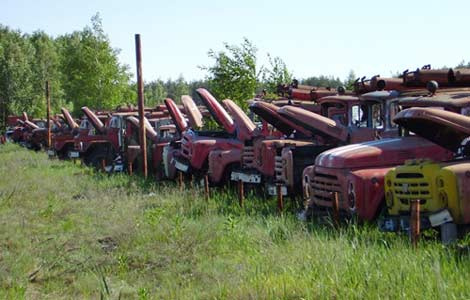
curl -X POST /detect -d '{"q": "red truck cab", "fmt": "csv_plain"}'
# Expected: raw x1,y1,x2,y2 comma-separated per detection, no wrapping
169,88,252,184
49,108,80,158
230,100,315,192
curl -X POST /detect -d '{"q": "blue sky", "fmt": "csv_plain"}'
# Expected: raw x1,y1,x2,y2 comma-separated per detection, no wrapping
2,0,469,82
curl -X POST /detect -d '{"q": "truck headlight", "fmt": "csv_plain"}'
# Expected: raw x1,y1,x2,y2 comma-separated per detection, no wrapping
438,191,448,206
348,182,356,211
436,177,445,188
303,175,310,199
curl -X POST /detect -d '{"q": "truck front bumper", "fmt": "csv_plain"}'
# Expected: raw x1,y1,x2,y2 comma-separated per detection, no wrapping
379,210,453,232
174,157,190,173
47,149,56,157
230,169,262,184
267,183,287,196
68,151,80,158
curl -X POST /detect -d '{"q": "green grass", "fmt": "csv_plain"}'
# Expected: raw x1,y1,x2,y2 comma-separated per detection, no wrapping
1,143,470,299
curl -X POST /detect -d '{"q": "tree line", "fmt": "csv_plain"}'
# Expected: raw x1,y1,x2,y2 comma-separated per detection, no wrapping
0,14,350,130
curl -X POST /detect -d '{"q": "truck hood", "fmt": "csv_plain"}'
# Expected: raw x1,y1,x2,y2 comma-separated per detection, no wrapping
223,99,256,141
278,106,348,142
181,95,203,129
61,107,79,129
127,116,158,140
24,120,40,130
196,88,236,134
164,98,188,133
250,101,312,136
81,107,105,134
394,107,470,153
316,136,450,169
271,100,321,113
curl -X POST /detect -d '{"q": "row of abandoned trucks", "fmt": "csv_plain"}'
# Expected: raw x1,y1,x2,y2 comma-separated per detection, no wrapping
5,65,470,243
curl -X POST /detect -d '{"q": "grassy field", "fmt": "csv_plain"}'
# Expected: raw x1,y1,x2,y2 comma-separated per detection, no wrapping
1,144,470,299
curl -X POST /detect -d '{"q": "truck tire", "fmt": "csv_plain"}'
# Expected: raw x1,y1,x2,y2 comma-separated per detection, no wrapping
440,222,458,245
86,147,113,170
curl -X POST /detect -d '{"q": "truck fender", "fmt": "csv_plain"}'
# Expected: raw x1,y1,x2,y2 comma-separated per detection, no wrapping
208,148,242,184
348,168,390,221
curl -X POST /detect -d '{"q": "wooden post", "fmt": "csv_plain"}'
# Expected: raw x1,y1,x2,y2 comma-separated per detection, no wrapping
128,162,133,176
45,81,51,149
332,192,340,228
204,175,210,200
135,34,147,179
410,199,421,247
277,184,284,212
101,158,106,172
238,180,244,207
178,171,183,191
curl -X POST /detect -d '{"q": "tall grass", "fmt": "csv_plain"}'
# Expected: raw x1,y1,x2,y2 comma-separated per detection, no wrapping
1,143,470,299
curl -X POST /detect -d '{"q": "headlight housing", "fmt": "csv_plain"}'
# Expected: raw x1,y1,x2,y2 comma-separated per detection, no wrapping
303,175,310,199
347,181,356,211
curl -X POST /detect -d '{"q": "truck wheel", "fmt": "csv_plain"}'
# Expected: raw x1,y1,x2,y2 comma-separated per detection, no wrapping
304,202,324,220
440,222,458,245
86,148,112,170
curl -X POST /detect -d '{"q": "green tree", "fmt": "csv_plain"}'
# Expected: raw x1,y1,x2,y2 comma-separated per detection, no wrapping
201,38,259,110
164,75,189,103
58,13,133,114
344,70,357,90
301,75,343,88
143,80,166,106
261,54,292,94
29,31,64,116
0,26,35,125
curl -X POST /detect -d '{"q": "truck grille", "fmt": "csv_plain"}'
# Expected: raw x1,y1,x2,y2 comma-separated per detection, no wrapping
311,172,341,202
242,145,255,168
392,172,430,205
181,136,191,158
274,155,283,182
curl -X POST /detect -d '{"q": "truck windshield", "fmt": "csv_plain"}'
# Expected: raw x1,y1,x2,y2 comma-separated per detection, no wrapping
109,117,121,129
388,101,400,128
351,102,384,129
79,119,91,129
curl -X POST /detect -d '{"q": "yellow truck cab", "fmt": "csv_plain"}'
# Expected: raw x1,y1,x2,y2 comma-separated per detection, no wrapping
382,101,470,243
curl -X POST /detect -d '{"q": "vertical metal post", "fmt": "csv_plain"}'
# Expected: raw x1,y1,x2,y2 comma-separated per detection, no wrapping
204,175,210,200
45,81,51,149
410,199,421,247
332,192,340,228
238,180,244,207
277,184,284,212
101,158,106,172
135,34,147,179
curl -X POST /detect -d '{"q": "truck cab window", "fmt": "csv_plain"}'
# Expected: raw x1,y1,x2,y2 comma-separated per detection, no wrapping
351,105,367,127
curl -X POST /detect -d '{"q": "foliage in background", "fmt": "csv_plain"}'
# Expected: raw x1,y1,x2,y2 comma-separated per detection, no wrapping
301,74,344,89
0,13,134,123
201,38,259,111
58,14,134,114
260,53,293,93
344,70,357,90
